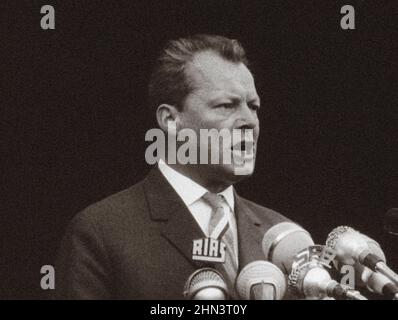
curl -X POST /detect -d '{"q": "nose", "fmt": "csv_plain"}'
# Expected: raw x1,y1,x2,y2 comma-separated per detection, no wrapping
236,103,258,130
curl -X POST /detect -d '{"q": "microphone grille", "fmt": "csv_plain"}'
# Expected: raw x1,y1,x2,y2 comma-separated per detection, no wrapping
326,226,386,265
325,226,353,249
183,268,227,299
236,260,286,300
287,266,302,295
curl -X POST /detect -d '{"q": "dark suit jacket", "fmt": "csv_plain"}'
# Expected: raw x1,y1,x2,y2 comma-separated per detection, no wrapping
54,167,291,299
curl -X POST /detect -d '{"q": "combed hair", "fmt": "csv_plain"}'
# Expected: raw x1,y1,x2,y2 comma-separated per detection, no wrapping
148,34,249,112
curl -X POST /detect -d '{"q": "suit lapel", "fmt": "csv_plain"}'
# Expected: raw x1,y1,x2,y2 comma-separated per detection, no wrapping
213,192,266,299
143,167,267,299
143,167,209,269
234,193,265,270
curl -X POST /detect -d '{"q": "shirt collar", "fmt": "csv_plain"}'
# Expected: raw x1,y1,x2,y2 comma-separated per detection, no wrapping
158,159,234,210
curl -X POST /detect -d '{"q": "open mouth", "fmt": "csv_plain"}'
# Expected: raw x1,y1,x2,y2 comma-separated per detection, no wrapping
231,139,256,175
231,140,254,153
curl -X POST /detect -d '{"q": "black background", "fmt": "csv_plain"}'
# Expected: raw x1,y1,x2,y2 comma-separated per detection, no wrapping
2,0,397,299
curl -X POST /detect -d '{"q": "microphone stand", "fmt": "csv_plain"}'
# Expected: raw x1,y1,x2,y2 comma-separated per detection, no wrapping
362,252,398,287
328,281,368,300
345,289,368,300
374,263,398,287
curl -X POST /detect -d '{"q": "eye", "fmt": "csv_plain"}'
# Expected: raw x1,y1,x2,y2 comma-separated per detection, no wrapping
216,103,234,109
248,103,260,111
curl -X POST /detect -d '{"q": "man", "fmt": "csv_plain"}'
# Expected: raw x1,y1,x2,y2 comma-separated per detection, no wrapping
54,34,291,299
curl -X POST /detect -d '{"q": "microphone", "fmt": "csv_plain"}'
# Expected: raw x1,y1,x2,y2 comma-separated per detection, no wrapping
288,251,367,300
235,260,287,300
384,208,398,236
262,222,315,275
183,268,228,300
366,270,398,300
326,226,398,286
383,208,398,274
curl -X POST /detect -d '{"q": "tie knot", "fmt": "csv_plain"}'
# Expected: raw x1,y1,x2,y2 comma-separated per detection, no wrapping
202,192,224,210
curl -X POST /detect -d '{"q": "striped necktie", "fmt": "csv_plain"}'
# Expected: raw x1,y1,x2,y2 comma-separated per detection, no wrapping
202,192,238,290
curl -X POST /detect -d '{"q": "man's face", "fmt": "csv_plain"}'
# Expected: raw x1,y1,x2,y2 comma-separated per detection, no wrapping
176,50,260,185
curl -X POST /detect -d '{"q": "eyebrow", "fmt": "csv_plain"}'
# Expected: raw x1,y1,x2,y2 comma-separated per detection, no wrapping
208,93,260,105
248,96,261,105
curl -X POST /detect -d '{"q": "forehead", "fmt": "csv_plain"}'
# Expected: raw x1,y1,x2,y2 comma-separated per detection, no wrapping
185,51,257,98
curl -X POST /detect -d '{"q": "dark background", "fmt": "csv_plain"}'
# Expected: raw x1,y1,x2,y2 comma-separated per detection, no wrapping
2,0,397,299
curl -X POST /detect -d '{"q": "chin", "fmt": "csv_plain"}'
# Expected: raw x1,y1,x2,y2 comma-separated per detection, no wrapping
214,162,256,185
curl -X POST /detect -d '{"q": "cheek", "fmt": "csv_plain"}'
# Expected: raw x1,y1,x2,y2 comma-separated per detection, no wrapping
178,113,201,131
179,107,216,130
197,116,228,131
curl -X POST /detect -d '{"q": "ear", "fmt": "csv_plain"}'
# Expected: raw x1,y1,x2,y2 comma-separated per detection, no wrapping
156,104,179,132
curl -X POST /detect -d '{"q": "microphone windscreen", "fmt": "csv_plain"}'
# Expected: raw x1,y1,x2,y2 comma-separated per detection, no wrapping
262,222,314,274
235,260,287,300
183,268,228,300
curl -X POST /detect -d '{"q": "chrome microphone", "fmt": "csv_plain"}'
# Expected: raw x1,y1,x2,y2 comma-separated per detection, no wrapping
235,260,287,300
384,208,398,237
365,270,398,300
183,268,228,300
326,226,398,286
288,248,367,300
262,222,315,275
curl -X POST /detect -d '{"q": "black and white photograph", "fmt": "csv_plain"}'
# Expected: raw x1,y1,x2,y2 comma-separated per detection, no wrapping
2,0,397,305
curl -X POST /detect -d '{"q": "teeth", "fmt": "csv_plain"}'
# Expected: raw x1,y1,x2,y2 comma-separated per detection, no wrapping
232,144,244,151
232,141,252,151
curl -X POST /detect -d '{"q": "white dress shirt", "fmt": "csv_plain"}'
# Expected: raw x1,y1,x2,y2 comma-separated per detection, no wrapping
158,159,239,264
